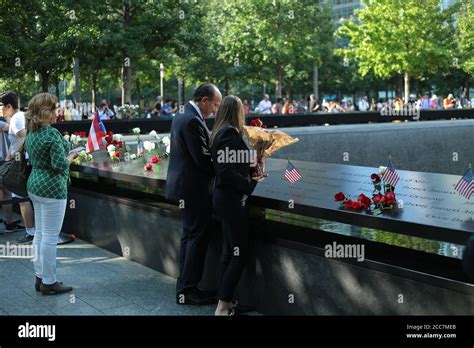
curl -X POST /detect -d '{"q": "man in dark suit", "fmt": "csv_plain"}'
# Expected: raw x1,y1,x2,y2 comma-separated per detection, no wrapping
166,83,222,305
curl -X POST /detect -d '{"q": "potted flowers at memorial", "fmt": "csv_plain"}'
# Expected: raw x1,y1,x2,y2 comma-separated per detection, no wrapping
104,131,130,161
334,167,399,215
63,131,87,150
71,150,94,165
142,137,170,172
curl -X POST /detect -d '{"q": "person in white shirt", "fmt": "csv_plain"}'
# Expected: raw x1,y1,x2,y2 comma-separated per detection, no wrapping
257,94,272,114
358,96,369,112
71,103,80,121
0,91,35,242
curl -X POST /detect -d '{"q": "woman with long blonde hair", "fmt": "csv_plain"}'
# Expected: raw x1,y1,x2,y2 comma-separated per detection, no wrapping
25,93,78,295
210,95,265,315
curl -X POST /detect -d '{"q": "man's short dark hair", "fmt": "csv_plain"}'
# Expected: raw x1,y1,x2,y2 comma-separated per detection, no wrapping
0,91,19,110
193,83,218,102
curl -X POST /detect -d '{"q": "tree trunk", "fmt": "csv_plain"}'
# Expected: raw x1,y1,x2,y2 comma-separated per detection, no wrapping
123,59,132,104
178,78,185,106
396,75,403,97
224,78,229,96
313,65,319,101
55,79,60,100
404,72,410,103
275,65,283,99
121,66,124,106
122,2,132,104
41,71,49,93
73,58,81,103
91,74,97,108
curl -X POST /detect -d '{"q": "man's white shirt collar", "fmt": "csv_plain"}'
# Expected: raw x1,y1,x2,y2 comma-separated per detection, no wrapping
189,101,204,120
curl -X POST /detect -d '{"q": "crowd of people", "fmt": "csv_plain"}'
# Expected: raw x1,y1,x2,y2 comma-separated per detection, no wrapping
249,93,474,115
31,91,474,123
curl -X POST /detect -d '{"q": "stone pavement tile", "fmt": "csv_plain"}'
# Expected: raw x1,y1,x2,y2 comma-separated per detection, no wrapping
37,296,102,316
59,242,119,260
97,257,166,280
0,287,54,315
100,304,151,316
70,284,132,311
148,303,215,316
0,307,8,315
57,262,123,284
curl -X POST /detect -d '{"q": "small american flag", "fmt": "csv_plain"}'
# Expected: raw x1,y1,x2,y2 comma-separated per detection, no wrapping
86,111,107,153
136,142,144,157
284,159,302,184
382,159,400,187
454,168,473,199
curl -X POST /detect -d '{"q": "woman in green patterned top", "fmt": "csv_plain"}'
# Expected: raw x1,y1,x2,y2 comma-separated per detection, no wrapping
25,93,78,296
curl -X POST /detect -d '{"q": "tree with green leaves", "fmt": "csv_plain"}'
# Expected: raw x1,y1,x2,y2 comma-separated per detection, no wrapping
457,0,474,77
217,0,335,99
337,0,457,101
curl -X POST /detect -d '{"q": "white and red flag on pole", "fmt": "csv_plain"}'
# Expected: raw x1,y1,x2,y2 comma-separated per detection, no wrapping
85,111,107,153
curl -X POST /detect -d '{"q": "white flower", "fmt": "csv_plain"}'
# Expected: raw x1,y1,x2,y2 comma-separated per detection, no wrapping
143,141,156,152
161,136,170,146
70,134,77,143
379,166,387,175
166,144,170,154
132,127,141,135
130,154,137,160
87,154,93,161
149,130,157,138
107,144,116,152
64,135,70,142
113,134,123,141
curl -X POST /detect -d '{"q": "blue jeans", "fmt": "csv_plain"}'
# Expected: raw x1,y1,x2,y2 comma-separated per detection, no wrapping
29,192,67,285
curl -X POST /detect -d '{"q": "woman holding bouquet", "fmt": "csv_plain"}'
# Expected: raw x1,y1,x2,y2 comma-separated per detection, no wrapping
210,96,265,316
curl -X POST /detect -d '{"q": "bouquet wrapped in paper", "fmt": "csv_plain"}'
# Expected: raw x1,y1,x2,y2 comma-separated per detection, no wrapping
243,126,299,177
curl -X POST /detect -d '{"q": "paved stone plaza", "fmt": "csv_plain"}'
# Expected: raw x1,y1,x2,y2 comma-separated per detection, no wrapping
0,213,225,316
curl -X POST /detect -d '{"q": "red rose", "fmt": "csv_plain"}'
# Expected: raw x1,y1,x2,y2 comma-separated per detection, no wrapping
351,201,362,209
385,192,395,200
357,193,371,207
344,199,353,209
250,118,264,127
372,194,383,203
151,155,160,164
380,195,386,204
144,163,153,171
112,140,118,145
63,131,68,136
371,173,381,182
117,141,124,148
80,132,86,137
114,151,121,158
335,192,346,202
74,132,80,136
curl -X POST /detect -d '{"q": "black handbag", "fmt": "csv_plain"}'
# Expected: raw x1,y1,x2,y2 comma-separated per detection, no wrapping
0,147,32,197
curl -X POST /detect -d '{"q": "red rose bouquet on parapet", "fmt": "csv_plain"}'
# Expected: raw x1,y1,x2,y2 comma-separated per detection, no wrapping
335,170,398,215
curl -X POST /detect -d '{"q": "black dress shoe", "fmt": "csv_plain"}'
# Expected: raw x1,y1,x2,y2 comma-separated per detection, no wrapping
35,276,41,292
231,300,255,314
176,289,217,305
15,233,34,243
40,282,73,296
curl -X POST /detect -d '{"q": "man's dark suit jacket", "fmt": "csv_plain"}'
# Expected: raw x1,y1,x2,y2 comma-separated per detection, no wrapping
165,102,214,203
